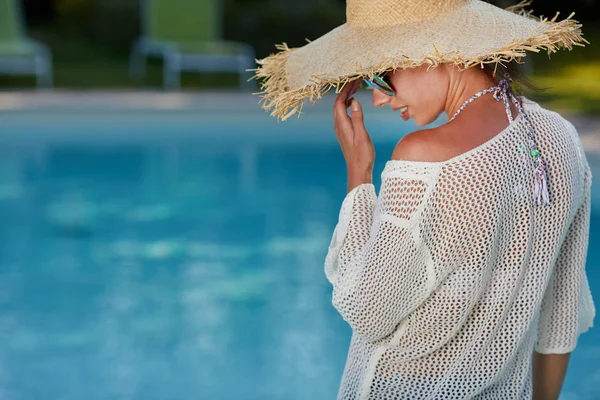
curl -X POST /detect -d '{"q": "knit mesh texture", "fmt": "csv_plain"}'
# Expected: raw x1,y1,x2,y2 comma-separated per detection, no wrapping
324,98,595,399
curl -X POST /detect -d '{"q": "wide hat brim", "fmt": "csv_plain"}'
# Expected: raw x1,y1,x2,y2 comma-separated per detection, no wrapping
252,0,586,120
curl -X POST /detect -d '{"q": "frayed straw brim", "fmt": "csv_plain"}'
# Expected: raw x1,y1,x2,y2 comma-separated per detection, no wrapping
252,0,587,121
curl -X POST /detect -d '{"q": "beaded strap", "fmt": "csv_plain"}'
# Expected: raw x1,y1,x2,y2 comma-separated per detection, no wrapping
448,74,551,206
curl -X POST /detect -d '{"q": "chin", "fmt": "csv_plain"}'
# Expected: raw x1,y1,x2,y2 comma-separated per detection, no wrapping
413,117,428,127
413,114,435,127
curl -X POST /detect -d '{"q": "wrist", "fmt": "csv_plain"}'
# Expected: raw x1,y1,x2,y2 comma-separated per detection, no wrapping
347,168,373,192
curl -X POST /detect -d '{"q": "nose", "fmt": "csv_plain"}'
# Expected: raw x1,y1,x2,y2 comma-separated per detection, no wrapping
372,89,391,108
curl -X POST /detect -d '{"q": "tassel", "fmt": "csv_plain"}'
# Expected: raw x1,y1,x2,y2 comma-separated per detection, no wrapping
533,157,551,206
496,73,552,207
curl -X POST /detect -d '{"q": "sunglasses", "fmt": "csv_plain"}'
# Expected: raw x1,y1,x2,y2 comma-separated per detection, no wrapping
363,73,395,97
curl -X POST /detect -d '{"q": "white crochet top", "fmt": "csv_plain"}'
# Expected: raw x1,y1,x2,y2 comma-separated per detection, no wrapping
324,97,595,399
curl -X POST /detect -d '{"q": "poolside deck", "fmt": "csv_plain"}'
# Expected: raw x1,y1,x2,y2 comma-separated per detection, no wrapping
0,90,598,175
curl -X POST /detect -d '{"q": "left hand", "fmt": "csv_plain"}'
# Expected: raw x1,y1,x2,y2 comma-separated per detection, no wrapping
333,79,375,189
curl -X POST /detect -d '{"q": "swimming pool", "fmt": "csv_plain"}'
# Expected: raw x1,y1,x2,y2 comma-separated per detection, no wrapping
0,99,598,399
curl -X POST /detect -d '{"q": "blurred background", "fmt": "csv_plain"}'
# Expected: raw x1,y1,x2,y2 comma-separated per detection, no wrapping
0,0,598,399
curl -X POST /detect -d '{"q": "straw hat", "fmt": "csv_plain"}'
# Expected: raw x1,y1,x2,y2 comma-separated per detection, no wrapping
252,0,587,120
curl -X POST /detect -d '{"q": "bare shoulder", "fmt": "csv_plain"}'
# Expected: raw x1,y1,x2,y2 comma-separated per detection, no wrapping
391,117,491,163
392,98,523,163
391,126,452,163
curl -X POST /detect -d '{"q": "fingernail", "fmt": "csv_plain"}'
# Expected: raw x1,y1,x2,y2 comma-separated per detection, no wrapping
351,100,359,111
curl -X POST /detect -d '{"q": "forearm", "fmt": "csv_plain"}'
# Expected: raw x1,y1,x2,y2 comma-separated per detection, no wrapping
532,351,571,400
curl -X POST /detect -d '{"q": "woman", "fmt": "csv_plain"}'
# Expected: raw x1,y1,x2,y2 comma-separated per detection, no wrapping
254,1,595,399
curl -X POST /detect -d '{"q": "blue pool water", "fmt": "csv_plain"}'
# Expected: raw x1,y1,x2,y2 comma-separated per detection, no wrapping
0,107,598,399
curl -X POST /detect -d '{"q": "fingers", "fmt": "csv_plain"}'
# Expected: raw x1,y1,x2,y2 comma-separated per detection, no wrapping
337,79,361,104
335,81,353,113
350,99,365,133
335,79,362,118
334,79,365,140
347,79,362,101
352,78,363,93
334,83,353,124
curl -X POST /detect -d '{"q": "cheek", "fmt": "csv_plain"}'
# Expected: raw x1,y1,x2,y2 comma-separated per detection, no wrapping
397,79,432,108
412,94,443,126
397,80,422,104
411,84,445,119
391,70,444,119
404,89,436,119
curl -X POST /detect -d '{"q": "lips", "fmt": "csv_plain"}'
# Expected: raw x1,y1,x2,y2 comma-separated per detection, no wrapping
400,106,409,120
391,105,410,120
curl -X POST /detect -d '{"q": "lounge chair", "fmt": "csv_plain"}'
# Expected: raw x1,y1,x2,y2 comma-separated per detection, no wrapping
129,0,256,90
0,0,53,88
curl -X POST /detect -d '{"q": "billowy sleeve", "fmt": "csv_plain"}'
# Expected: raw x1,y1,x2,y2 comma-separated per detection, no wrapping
535,167,595,354
324,165,440,342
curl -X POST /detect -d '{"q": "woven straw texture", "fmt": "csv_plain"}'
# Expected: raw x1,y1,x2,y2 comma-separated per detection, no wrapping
346,0,466,26
253,0,587,120
324,97,595,398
